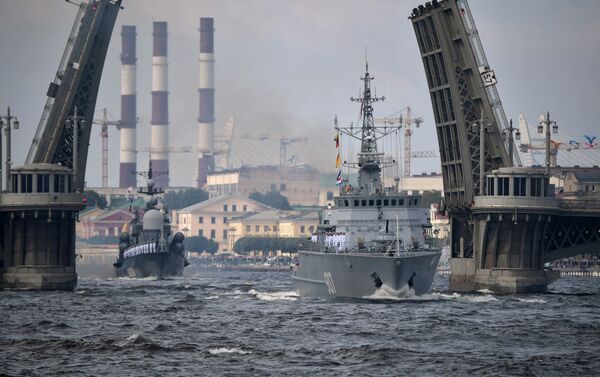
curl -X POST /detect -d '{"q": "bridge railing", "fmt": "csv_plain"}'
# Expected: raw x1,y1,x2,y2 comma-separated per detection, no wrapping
558,199,600,210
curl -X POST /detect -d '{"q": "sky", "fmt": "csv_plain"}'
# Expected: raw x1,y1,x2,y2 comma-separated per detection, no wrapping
1,0,599,187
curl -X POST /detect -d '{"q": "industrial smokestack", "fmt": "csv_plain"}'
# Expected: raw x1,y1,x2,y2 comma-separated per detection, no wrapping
151,21,169,189
119,25,137,188
197,17,215,187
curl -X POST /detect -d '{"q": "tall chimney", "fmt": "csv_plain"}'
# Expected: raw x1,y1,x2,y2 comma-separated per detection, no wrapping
151,21,169,189
119,25,137,188
197,17,215,187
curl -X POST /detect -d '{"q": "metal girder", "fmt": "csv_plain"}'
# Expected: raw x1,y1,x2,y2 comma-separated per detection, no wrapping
26,0,122,189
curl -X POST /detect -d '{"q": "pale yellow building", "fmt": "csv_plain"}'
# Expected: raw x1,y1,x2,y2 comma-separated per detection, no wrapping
206,165,320,206
172,194,270,252
227,210,319,250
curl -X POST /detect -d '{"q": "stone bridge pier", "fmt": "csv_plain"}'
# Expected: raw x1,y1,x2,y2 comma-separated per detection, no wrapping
450,168,600,293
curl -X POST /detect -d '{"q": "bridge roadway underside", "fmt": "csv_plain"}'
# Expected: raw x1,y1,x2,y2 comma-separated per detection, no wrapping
450,207,600,294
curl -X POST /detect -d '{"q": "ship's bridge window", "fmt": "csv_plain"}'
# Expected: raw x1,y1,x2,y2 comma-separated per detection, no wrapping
376,199,381,207
21,174,33,193
361,199,367,206
369,199,374,206
354,199,359,207
391,199,397,206
399,199,404,206
344,199,349,207
414,198,419,206
384,199,389,206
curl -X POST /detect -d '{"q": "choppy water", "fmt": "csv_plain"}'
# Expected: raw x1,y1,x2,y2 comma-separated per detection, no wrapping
1,270,599,376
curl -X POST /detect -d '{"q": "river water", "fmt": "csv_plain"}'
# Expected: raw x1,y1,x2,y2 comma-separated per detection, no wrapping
1,270,599,376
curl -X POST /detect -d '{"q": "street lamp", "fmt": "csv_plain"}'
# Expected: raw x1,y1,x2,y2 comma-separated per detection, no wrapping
538,111,558,176
0,107,20,192
65,106,86,192
502,119,520,166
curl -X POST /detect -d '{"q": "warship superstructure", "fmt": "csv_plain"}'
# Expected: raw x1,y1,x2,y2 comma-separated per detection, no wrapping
113,162,187,278
292,63,441,298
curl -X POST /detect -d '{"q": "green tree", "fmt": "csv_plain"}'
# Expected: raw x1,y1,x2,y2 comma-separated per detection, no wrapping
233,236,306,254
249,191,292,210
163,188,208,210
419,191,442,208
84,190,107,209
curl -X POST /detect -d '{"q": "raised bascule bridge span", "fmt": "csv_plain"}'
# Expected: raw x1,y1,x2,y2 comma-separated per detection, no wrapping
409,0,600,293
0,0,122,290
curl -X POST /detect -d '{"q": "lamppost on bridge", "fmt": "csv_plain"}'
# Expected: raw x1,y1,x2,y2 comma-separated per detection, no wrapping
538,111,558,176
502,119,521,166
0,107,20,192
65,106,86,193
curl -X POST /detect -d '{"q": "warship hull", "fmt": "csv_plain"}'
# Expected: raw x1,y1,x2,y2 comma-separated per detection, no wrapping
293,250,441,298
115,252,185,279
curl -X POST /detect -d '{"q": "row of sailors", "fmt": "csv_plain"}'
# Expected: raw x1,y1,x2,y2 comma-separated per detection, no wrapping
124,242,158,259
310,232,348,251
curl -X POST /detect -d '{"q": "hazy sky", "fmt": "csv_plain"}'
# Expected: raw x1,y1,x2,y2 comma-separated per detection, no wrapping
1,0,599,187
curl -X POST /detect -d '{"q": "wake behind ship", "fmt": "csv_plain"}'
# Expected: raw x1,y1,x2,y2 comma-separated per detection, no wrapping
113,162,187,278
292,62,442,298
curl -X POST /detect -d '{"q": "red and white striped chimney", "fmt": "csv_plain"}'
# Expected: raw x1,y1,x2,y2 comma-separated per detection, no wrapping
119,25,137,188
197,17,215,188
151,21,169,189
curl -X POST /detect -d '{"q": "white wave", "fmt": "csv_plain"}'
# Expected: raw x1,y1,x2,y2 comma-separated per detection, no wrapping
247,289,298,301
117,334,142,347
517,298,547,304
205,295,220,300
477,289,494,294
457,294,498,303
209,347,251,355
365,284,416,300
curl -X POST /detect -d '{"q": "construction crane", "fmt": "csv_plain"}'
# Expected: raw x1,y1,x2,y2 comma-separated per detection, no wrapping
374,106,424,177
92,108,121,188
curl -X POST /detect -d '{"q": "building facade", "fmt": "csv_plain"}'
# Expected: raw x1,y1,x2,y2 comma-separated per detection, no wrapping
227,210,319,250
206,165,320,206
77,208,135,239
173,194,270,252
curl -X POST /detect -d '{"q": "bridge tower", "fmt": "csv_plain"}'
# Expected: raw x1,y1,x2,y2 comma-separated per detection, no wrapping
410,0,600,292
0,0,122,290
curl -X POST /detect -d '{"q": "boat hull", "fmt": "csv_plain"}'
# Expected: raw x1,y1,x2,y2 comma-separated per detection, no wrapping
292,250,441,298
115,252,186,279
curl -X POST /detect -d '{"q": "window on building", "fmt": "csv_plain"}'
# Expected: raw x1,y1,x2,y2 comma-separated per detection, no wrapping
344,200,349,207
376,199,382,206
384,199,389,206
264,225,269,232
243,205,247,211
223,204,228,212
530,178,542,197
210,229,216,239
183,217,187,224
300,225,305,233
271,183,277,191
326,191,334,200
198,229,204,237
514,177,527,196
21,174,33,193
354,200,359,206
585,185,590,192
309,226,314,233
273,225,278,232
391,199,397,206
399,199,404,205
211,217,216,224
232,204,237,212
37,174,50,193
199,216,204,224
255,225,260,232
223,217,228,224
369,200,374,206
280,183,286,192
498,177,510,196
361,199,367,206
246,225,251,232
487,177,495,195
223,229,228,239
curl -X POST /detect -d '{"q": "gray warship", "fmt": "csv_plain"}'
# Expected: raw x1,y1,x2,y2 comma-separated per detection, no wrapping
292,63,442,298
113,162,187,278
